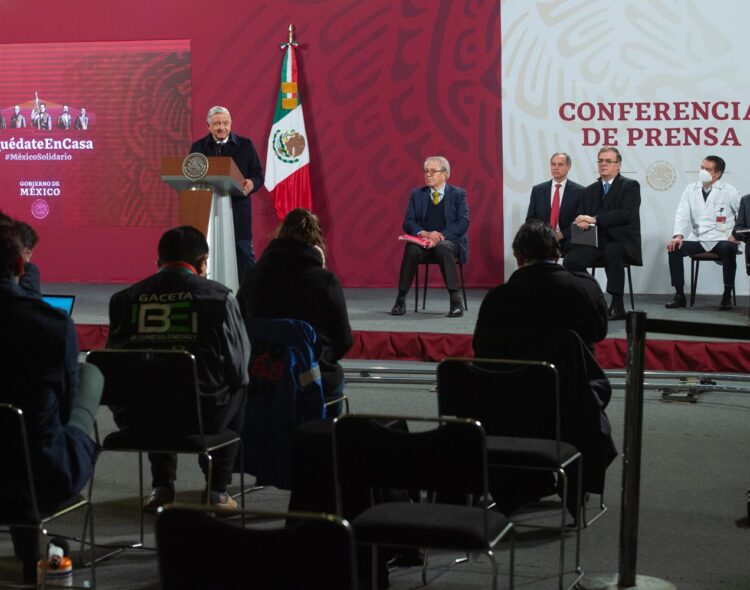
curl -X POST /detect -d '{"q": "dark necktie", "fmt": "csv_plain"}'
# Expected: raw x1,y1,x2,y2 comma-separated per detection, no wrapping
702,188,711,202
550,184,561,230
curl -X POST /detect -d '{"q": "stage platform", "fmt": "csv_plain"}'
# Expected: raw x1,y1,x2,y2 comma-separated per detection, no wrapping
45,283,750,372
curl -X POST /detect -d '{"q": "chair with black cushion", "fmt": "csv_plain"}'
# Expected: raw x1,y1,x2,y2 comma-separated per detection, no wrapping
437,358,582,590
85,349,245,548
333,414,514,590
239,317,347,491
470,329,616,529
0,403,97,589
689,250,741,307
156,504,358,590
590,260,639,309
414,257,468,312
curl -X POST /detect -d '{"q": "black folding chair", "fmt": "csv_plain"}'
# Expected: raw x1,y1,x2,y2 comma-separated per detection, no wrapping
333,414,514,590
156,504,358,590
438,359,582,590
86,349,245,549
0,403,97,589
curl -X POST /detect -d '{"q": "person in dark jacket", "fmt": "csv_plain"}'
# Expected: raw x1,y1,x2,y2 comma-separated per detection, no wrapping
107,226,250,512
237,208,352,414
0,223,103,584
474,220,617,516
190,106,264,283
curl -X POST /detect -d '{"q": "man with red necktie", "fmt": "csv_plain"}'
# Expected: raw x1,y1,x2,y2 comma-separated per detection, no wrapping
527,152,584,254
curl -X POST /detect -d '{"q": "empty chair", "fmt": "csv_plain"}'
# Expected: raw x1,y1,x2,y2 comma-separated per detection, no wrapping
333,414,514,590
156,505,358,590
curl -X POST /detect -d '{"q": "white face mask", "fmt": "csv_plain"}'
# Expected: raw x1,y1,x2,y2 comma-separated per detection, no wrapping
699,169,713,185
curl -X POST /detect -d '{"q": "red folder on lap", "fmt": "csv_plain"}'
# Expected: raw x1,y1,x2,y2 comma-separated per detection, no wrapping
398,234,431,248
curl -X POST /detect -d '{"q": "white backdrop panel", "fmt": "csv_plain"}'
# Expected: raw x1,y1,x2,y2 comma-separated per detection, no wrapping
502,0,750,295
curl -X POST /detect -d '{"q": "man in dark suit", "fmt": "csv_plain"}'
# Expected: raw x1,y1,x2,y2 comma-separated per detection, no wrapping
190,106,264,284
563,146,642,320
390,156,469,317
732,193,750,277
527,152,584,254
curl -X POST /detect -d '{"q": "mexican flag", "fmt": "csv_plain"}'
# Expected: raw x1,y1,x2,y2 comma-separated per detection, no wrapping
265,42,312,220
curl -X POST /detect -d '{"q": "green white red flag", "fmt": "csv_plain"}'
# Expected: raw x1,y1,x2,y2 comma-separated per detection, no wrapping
265,40,312,220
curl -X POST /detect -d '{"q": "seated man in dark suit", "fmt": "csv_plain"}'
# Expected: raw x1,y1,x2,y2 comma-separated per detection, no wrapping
731,193,750,283
474,220,617,515
527,151,584,254
0,223,103,584
390,156,469,318
563,146,642,321
107,226,250,511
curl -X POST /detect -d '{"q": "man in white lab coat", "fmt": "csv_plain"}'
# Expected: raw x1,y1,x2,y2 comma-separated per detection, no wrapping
665,155,740,310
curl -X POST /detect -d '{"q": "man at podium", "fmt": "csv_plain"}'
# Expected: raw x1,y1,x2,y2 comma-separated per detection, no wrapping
190,106,264,283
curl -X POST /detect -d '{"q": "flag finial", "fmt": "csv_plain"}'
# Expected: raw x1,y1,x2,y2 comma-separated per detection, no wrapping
288,24,296,44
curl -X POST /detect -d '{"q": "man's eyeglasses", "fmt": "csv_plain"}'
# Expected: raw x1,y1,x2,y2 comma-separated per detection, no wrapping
597,159,618,165
424,168,445,175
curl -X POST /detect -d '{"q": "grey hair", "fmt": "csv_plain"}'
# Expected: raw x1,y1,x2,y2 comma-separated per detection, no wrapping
550,152,571,166
206,106,230,123
424,156,450,177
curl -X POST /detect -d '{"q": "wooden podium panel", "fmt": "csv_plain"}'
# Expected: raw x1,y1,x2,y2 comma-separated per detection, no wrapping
177,189,212,236
160,156,244,292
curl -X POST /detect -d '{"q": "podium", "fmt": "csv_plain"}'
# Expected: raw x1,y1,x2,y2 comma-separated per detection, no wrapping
161,156,244,293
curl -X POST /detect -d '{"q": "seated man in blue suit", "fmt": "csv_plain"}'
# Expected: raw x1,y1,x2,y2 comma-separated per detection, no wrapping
527,152,584,254
390,156,469,318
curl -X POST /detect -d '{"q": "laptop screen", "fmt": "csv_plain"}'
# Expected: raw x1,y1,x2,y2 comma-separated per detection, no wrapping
42,294,76,315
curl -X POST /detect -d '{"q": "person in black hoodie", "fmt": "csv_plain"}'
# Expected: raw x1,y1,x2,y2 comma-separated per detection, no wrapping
237,208,352,414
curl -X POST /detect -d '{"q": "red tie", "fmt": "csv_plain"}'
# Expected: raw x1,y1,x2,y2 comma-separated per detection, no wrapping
549,183,561,230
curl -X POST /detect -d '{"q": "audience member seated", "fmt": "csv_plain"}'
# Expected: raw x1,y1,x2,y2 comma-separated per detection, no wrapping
0,223,103,584
473,220,617,514
237,208,352,415
389,156,469,318
107,226,250,511
16,220,42,298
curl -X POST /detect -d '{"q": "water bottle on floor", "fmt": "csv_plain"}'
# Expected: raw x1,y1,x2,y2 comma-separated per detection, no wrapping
36,538,73,587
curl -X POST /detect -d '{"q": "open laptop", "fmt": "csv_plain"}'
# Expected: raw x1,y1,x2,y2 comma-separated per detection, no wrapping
42,294,76,315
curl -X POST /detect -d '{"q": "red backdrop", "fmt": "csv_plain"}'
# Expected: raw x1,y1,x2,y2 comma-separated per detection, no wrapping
0,0,503,287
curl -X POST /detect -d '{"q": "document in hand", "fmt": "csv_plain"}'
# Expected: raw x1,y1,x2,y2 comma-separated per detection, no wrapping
398,234,432,248
571,224,598,247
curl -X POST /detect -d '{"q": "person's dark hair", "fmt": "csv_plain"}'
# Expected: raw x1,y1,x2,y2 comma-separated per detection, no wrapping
15,221,38,250
598,145,622,163
0,210,13,225
704,155,726,176
157,226,209,268
277,208,325,252
0,223,23,279
512,219,561,262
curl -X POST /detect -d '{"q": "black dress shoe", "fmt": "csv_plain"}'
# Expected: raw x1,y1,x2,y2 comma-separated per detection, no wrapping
390,302,406,316
718,295,732,311
448,304,463,318
664,294,687,309
607,305,626,321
